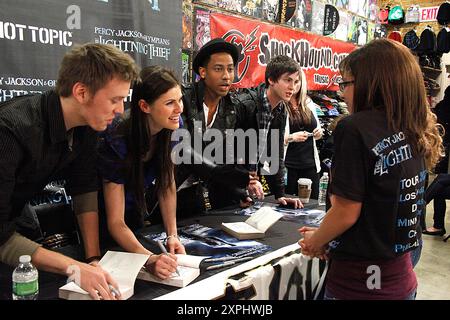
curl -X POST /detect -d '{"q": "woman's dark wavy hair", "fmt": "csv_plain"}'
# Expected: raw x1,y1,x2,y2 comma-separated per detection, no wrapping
124,66,180,215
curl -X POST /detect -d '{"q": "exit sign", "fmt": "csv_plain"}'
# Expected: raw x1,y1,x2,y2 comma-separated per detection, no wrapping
420,6,439,22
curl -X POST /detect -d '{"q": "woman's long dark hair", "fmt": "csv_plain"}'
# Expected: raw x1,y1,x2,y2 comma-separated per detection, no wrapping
126,66,180,215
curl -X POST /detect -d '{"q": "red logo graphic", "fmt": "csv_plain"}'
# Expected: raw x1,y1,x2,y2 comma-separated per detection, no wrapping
222,27,260,83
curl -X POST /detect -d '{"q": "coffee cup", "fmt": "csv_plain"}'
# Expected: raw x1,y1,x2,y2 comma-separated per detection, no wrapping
297,178,312,203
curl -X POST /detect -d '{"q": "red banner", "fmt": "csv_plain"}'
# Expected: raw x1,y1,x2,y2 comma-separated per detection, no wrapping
210,13,356,91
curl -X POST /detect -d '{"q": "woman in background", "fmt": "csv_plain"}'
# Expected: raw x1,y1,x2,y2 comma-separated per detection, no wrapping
284,69,323,199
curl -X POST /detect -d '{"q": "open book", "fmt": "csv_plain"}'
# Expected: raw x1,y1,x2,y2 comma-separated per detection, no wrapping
137,254,206,287
59,251,149,300
221,207,283,240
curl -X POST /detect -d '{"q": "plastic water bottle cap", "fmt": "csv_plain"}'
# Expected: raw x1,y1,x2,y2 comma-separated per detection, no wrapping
19,255,31,263
323,172,328,177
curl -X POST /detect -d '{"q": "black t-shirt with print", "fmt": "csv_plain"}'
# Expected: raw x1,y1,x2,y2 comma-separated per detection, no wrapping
329,109,425,261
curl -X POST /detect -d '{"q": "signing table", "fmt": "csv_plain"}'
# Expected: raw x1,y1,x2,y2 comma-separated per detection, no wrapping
0,198,327,300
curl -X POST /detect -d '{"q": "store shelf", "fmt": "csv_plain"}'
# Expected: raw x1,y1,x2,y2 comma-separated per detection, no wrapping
427,87,441,94
421,66,442,78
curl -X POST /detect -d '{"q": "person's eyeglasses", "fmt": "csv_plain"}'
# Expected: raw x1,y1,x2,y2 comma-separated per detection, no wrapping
338,80,355,91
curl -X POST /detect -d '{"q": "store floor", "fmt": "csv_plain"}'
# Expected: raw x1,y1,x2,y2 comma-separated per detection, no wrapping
416,200,450,300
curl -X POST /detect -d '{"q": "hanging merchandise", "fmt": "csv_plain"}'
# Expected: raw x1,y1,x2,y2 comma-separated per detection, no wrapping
334,10,350,42
357,20,368,46
388,5,404,25
262,0,279,21
378,6,389,25
367,22,376,43
347,15,361,44
323,4,340,36
417,26,437,54
437,2,450,25
405,4,420,23
348,0,368,18
182,1,194,50
217,0,242,13
368,0,379,21
278,0,297,24
437,27,450,54
334,0,349,11
290,0,313,31
311,0,325,35
403,29,420,50
241,0,263,18
388,30,402,43
373,24,387,39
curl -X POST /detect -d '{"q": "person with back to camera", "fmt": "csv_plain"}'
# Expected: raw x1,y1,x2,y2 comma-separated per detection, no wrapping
284,69,323,199
97,66,186,280
298,39,443,300
0,43,139,300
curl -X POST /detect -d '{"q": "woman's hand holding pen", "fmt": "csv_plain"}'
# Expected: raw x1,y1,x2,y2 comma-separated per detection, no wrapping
145,253,179,280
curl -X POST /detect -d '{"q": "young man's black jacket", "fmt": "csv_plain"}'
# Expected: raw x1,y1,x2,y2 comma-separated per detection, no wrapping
177,80,253,209
234,83,287,199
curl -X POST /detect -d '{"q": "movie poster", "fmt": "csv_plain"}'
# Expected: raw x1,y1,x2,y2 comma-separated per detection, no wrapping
262,0,279,22
347,15,358,44
182,50,191,85
357,19,368,46
194,0,217,5
333,0,348,10
217,0,242,13
311,0,325,35
288,0,312,31
334,10,349,41
183,0,194,50
368,0,378,21
373,24,387,39
348,0,368,18
241,0,263,18
323,4,339,37
194,8,211,51
367,22,375,43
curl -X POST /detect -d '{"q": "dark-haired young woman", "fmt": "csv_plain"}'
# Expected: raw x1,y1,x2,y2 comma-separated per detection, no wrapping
98,66,185,280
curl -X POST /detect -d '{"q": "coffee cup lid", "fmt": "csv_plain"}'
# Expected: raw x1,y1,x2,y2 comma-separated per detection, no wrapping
297,178,312,185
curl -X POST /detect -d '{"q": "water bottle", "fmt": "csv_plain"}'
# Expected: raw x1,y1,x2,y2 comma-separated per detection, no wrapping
12,255,39,300
284,168,288,187
318,172,329,206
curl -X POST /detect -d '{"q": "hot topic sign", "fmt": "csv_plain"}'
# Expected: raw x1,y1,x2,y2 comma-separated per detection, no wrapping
210,12,355,91
0,0,181,102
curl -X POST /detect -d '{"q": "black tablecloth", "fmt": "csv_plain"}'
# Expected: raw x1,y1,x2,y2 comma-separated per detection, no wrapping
0,198,321,300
